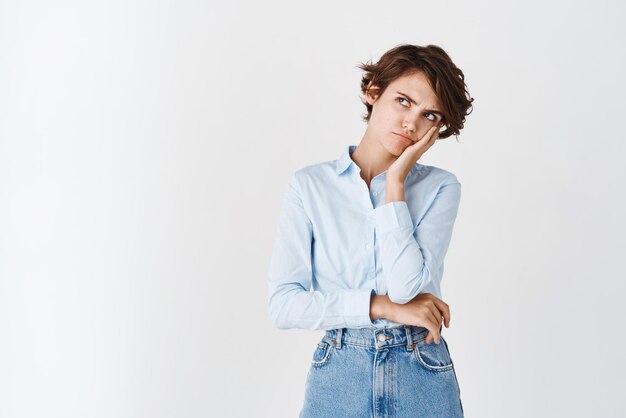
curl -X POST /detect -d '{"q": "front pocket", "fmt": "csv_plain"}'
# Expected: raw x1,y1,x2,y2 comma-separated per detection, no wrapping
311,340,334,367
412,335,454,372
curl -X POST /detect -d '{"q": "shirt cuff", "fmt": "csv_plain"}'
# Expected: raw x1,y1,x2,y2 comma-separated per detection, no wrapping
372,201,414,234
342,288,376,328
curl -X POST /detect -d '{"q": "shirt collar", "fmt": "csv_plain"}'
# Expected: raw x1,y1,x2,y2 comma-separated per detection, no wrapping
335,144,357,175
335,144,421,178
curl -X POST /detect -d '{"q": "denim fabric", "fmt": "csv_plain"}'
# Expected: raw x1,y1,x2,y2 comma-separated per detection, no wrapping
300,325,464,417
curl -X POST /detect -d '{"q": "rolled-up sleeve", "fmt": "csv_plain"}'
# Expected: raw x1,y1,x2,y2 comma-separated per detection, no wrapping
373,181,461,304
267,172,376,330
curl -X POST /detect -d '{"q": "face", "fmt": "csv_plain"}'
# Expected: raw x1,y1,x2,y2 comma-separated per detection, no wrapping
365,71,444,156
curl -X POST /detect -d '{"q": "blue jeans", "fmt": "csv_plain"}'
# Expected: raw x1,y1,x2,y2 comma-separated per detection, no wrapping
300,325,464,417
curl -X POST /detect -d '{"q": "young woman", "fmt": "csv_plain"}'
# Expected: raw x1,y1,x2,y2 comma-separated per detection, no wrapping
267,44,474,417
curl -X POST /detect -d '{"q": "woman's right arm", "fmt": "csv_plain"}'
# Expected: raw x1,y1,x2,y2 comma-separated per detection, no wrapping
267,171,450,341
267,171,376,331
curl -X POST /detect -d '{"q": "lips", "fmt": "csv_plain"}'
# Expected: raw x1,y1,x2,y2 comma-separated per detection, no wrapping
393,132,413,144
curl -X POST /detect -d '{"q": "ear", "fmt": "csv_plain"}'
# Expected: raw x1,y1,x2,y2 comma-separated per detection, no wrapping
365,82,381,105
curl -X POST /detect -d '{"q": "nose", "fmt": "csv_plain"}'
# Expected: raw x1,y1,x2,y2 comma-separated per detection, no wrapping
404,114,434,139
402,115,418,135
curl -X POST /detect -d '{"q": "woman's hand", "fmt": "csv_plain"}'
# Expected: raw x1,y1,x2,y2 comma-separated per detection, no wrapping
386,124,441,185
387,293,450,345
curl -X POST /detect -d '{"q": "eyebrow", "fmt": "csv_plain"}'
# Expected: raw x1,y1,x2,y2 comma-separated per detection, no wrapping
396,91,442,117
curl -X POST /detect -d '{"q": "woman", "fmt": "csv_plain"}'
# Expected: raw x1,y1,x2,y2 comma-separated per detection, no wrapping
267,44,474,417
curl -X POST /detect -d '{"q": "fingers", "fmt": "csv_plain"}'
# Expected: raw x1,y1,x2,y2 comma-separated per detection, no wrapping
417,126,438,144
430,129,439,145
425,323,440,345
408,127,439,158
431,297,451,328
412,126,439,155
427,125,440,146
424,308,441,345
407,293,450,345
425,295,449,344
425,306,441,330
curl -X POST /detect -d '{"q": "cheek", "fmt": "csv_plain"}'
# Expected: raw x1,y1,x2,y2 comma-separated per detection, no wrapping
375,107,397,122
369,107,386,125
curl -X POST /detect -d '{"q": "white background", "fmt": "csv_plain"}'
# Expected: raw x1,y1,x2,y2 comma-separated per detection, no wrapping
1,0,625,417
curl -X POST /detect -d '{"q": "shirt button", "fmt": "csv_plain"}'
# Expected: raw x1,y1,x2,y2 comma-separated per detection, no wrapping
365,243,372,250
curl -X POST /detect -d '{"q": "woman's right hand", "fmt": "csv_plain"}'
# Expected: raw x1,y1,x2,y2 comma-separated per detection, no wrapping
388,293,450,345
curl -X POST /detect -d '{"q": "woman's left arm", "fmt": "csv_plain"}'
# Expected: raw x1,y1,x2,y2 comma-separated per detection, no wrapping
373,179,462,304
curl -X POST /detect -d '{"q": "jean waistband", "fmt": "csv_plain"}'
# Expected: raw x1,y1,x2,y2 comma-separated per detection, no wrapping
324,325,439,350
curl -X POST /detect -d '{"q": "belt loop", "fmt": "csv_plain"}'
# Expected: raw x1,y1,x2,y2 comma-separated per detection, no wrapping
404,326,414,350
335,328,343,349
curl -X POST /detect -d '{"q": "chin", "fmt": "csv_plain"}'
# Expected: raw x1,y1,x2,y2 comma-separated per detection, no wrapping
384,141,406,157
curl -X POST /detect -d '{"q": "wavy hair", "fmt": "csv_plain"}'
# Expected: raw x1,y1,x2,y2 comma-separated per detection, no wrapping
357,44,474,140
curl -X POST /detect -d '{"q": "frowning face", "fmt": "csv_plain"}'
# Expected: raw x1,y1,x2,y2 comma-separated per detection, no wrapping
365,71,443,156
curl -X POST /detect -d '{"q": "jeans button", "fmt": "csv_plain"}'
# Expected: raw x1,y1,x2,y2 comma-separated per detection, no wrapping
377,333,386,342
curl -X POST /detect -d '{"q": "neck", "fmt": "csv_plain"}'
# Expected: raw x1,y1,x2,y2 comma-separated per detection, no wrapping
350,130,396,186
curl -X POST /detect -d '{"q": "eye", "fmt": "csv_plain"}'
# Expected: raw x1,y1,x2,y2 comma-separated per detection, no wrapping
397,97,410,107
425,112,437,122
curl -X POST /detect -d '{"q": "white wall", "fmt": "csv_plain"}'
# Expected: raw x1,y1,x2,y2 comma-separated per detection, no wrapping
1,0,625,417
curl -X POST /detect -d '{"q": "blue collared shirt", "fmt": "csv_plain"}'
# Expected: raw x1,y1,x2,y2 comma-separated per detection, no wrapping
267,144,462,330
